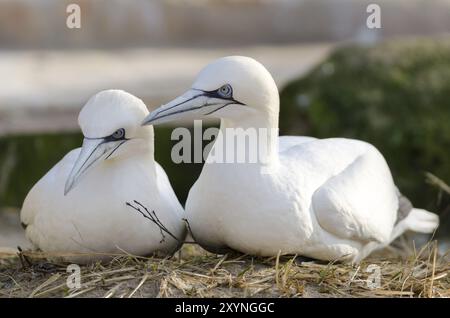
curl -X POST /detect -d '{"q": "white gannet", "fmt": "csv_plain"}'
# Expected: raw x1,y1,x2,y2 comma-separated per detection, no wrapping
142,56,439,263
21,89,186,262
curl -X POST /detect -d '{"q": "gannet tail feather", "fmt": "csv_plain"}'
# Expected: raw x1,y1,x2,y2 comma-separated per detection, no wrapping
390,208,439,242
353,195,439,264
389,190,439,242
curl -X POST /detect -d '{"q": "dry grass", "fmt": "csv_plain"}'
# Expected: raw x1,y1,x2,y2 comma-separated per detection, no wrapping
0,241,448,298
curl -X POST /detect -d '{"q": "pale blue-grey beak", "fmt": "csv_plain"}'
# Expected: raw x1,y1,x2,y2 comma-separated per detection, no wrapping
64,138,125,195
142,88,244,126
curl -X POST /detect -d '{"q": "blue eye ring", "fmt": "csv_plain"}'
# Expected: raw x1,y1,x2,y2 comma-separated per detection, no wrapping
112,128,125,140
218,84,233,99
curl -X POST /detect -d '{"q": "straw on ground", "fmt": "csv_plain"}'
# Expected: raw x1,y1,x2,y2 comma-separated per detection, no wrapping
0,241,448,298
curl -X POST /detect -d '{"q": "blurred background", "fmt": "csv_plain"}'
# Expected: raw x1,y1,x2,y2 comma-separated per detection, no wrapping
0,0,449,253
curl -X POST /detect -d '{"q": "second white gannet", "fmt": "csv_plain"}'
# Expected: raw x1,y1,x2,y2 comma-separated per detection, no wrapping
142,56,439,263
21,90,186,262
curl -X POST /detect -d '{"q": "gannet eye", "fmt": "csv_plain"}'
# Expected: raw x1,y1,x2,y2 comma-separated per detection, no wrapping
111,128,125,140
218,84,233,99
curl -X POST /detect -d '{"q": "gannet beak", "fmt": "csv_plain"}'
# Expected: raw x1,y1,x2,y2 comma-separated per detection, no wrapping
142,88,245,126
142,89,210,125
64,138,124,195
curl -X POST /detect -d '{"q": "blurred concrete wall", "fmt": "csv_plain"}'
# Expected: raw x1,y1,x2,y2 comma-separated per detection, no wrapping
1,0,450,49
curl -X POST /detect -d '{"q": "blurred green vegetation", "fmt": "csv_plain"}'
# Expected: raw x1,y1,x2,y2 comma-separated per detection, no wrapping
0,126,210,208
280,39,450,216
0,133,82,207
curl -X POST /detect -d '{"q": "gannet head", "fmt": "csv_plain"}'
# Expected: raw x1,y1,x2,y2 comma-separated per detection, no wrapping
142,56,279,126
64,89,152,195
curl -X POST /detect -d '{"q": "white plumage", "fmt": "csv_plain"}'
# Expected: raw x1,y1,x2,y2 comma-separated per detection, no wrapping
21,90,186,262
143,56,439,262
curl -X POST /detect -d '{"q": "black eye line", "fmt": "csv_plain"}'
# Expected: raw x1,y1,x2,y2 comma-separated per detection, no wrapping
192,87,246,106
203,88,231,98
84,128,128,142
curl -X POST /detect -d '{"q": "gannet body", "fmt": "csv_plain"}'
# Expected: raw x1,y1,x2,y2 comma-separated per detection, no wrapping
21,90,186,262
143,56,439,262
